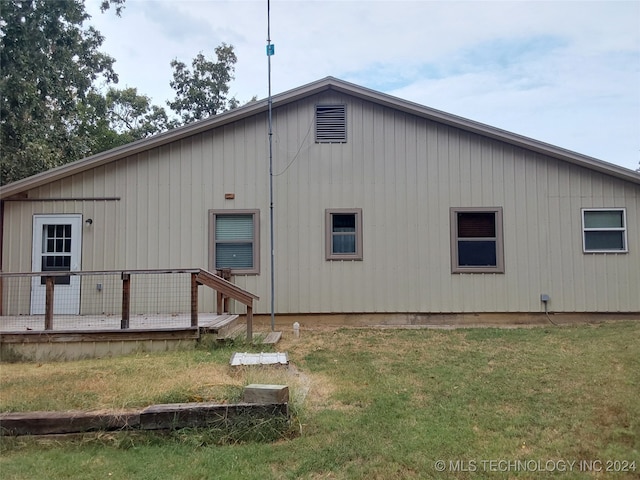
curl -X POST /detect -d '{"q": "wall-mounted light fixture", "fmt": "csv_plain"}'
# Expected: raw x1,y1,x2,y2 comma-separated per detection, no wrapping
85,218,93,226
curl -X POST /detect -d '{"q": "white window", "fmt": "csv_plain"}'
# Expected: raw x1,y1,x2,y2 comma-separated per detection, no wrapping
209,210,260,274
582,209,627,253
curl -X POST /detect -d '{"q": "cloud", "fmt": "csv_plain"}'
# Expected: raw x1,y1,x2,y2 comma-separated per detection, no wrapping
84,0,639,170
135,1,214,42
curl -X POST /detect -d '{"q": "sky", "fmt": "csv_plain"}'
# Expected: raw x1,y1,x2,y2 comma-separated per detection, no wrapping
85,0,640,171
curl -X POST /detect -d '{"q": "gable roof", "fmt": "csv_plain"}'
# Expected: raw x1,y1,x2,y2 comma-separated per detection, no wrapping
2,76,638,199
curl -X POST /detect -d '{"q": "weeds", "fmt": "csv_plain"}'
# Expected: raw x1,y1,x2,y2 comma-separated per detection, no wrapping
169,412,292,446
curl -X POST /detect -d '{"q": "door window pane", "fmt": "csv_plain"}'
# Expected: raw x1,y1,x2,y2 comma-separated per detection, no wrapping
40,223,72,285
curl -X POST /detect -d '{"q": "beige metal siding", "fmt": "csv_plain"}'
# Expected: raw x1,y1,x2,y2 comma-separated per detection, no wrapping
268,91,639,313
3,90,639,315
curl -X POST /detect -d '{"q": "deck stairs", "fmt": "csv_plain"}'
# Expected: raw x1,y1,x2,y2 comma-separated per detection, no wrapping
199,314,281,344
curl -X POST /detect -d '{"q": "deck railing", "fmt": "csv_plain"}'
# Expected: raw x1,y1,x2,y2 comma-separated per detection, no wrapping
0,268,258,340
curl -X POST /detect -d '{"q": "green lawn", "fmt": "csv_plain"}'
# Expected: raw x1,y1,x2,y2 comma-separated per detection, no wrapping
1,321,639,479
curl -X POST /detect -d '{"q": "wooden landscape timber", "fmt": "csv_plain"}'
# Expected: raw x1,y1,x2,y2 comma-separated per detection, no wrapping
1,398,289,437
243,385,289,404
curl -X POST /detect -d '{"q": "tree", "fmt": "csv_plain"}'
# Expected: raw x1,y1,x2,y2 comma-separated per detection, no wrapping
74,88,176,154
104,87,177,141
99,0,125,16
1,1,243,186
0,0,123,185
167,43,239,125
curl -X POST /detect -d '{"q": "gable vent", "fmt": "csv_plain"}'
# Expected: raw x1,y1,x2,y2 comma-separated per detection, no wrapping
315,104,347,143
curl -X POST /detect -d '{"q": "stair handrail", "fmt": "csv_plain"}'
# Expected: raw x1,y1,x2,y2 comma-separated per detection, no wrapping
195,269,259,342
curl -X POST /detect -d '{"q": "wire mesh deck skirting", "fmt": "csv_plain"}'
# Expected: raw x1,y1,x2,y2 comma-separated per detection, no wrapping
0,269,201,331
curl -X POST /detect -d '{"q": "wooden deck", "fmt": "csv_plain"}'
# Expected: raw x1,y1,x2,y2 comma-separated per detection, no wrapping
0,269,270,360
0,313,235,333
0,312,282,361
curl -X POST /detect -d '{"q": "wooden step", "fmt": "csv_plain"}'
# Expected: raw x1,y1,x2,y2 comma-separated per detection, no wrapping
218,323,246,341
217,328,282,344
200,314,240,336
261,331,282,345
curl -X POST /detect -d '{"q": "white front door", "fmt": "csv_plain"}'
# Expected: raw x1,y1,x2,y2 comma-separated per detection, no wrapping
30,214,82,315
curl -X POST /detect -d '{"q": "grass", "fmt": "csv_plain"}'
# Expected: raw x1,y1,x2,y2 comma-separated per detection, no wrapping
1,321,639,479
0,341,252,412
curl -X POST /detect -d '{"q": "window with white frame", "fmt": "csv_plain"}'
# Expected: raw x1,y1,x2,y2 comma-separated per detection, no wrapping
209,210,260,274
325,209,362,260
582,209,627,253
450,207,504,273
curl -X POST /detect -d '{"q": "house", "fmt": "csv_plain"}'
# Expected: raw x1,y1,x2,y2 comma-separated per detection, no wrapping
1,77,639,325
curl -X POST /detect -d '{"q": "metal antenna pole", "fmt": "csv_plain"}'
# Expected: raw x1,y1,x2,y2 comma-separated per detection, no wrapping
267,0,275,332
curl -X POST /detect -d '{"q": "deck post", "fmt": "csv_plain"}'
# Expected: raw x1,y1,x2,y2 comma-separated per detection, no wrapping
246,304,253,343
221,268,231,313
190,272,198,327
121,273,130,329
45,276,54,330
215,269,222,314
216,269,232,313
216,291,223,315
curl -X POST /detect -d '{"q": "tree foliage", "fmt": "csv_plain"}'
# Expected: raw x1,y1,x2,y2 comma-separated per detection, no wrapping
99,0,125,16
74,88,177,154
104,87,178,141
0,0,122,184
168,43,239,124
1,0,242,186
